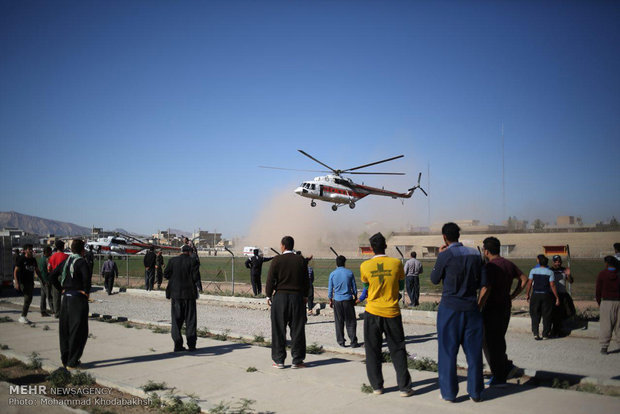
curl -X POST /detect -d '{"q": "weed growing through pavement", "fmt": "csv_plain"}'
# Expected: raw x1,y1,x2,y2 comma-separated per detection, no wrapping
197,327,210,338
360,383,374,394
0,316,12,323
162,394,201,414
246,366,257,373
27,352,42,369
141,380,167,392
407,356,438,372
306,342,323,354
253,334,265,343
151,325,170,334
71,370,95,386
42,325,50,331
212,330,230,341
210,398,256,414
552,378,571,389
47,368,72,387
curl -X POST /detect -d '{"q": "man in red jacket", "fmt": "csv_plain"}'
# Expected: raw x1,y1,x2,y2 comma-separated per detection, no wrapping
596,256,620,355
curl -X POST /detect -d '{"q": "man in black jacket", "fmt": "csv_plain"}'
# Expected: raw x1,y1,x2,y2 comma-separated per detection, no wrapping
265,236,309,369
245,249,272,296
164,245,202,352
49,238,92,369
144,246,156,291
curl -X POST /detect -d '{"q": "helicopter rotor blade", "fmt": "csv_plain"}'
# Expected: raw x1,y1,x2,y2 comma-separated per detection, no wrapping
344,154,404,172
420,188,428,196
259,166,330,173
417,172,422,185
347,172,405,175
298,150,338,174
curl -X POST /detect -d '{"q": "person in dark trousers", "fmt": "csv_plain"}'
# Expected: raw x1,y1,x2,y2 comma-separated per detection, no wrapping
297,251,315,315
49,238,92,369
266,236,309,369
164,245,202,352
430,223,486,402
404,251,423,307
155,251,165,290
526,255,560,340
478,237,528,387
101,254,118,295
245,249,272,296
328,255,359,348
549,255,575,337
143,246,156,291
84,245,95,276
13,244,41,324
360,232,413,397
48,240,68,318
37,246,53,316
595,256,620,355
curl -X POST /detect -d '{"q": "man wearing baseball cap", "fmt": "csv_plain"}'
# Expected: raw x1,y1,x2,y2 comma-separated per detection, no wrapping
550,255,575,337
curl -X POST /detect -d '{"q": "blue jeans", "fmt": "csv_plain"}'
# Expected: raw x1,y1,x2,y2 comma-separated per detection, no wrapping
437,305,483,400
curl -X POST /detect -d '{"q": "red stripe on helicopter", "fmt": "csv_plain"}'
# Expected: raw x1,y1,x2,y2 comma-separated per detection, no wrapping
322,186,367,198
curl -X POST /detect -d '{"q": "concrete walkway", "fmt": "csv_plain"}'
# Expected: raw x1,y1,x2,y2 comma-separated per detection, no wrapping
1,302,619,414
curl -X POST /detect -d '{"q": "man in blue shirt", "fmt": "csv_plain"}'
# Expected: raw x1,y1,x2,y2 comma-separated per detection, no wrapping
328,255,359,348
526,255,560,340
430,222,486,402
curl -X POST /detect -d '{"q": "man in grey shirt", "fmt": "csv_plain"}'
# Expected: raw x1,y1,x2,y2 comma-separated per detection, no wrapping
404,251,423,307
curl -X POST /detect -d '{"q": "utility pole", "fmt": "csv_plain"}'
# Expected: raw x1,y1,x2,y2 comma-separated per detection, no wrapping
502,122,506,222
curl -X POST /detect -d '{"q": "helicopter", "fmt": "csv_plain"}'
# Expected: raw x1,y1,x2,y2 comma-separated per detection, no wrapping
87,233,181,255
261,150,427,211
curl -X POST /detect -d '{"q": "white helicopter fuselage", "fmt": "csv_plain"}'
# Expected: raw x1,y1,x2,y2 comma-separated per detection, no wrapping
294,175,368,206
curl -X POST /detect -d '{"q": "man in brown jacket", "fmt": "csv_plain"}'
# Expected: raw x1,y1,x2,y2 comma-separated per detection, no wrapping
266,236,309,369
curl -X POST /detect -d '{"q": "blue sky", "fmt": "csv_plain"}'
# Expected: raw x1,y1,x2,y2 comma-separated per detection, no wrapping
1,1,619,239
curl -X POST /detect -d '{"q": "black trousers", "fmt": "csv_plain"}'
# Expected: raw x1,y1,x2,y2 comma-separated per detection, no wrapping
20,281,34,317
103,272,115,294
405,276,420,306
482,305,512,381
145,268,155,290
250,273,262,296
271,292,306,364
171,299,197,349
307,284,315,311
40,281,52,313
530,293,553,337
333,299,358,345
364,313,411,392
51,284,61,318
59,294,89,367
551,292,575,335
156,268,163,287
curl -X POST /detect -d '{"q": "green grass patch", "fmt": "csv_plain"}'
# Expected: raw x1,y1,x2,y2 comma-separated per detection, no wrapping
412,302,439,311
408,357,438,372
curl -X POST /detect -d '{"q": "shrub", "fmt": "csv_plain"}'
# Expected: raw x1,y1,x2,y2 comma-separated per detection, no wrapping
47,368,72,388
141,380,167,392
360,383,374,394
27,352,42,369
306,343,323,355
71,370,95,386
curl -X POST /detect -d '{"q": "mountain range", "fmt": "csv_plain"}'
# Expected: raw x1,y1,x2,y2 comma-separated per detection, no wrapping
0,211,93,237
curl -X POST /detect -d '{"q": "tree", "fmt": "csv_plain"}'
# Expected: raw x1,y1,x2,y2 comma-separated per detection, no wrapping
533,219,545,231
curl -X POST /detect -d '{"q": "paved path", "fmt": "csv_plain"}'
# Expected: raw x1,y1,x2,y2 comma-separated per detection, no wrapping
1,302,619,414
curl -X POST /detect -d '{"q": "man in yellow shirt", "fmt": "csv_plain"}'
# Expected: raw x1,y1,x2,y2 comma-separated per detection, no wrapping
361,232,413,397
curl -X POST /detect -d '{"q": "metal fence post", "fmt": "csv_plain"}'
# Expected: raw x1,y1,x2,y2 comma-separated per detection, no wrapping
225,247,234,296
126,255,129,288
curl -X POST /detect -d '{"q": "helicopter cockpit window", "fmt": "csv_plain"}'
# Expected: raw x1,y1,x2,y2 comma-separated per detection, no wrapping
335,178,347,185
310,184,315,190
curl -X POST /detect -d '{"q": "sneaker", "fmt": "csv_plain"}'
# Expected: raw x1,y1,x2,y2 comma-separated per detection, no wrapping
272,362,285,369
350,342,361,348
400,388,414,397
601,347,608,355
292,362,307,369
18,316,29,324
373,388,384,395
534,335,542,341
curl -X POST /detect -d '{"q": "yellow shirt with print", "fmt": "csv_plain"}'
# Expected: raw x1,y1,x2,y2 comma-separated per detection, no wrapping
360,255,405,318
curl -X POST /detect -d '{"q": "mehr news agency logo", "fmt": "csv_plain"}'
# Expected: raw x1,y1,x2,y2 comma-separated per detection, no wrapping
8,384,151,407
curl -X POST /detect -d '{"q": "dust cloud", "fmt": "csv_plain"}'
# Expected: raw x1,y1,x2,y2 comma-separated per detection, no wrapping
241,189,425,258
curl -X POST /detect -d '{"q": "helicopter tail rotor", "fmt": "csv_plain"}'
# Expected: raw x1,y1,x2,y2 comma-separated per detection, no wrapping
408,172,428,196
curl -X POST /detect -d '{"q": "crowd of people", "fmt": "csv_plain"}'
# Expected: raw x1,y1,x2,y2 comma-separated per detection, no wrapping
9,230,620,400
